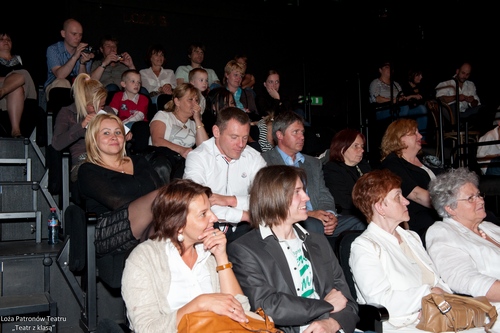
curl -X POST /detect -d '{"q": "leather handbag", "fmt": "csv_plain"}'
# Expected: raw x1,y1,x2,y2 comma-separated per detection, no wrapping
416,293,498,333
178,307,284,333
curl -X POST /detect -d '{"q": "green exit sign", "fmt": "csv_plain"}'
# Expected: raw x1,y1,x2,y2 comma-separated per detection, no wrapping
310,96,323,106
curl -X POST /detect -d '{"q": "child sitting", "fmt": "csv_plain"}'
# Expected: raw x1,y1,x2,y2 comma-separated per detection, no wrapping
188,67,208,113
110,69,149,128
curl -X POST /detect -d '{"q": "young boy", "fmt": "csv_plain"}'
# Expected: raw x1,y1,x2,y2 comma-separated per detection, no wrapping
110,69,149,128
188,67,208,113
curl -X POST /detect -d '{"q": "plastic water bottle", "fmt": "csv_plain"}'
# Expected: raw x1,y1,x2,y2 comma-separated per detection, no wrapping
48,207,60,245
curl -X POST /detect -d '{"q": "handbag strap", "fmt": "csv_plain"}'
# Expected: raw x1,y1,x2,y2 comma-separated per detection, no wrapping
240,308,281,332
430,293,498,333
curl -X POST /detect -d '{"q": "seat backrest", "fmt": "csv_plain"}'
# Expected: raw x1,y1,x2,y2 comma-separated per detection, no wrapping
334,229,364,300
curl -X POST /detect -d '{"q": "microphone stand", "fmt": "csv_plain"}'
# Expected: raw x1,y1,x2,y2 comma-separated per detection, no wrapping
454,77,462,166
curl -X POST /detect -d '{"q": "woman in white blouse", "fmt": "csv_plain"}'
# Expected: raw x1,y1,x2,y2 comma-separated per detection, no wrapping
139,44,176,107
350,169,451,331
427,167,500,303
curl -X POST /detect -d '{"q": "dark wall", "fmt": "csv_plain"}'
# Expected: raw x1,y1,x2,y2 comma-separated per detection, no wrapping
4,0,500,134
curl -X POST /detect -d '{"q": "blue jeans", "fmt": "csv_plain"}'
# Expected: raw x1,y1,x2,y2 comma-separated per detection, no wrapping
300,214,367,237
486,156,500,176
376,104,428,137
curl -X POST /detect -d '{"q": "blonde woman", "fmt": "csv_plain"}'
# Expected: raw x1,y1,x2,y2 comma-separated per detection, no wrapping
147,83,208,184
52,73,110,181
78,113,162,256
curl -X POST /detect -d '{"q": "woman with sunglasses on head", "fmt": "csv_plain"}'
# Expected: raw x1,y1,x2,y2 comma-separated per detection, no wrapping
427,167,500,305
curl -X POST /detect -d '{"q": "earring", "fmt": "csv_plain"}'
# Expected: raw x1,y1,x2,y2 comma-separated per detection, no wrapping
177,233,184,242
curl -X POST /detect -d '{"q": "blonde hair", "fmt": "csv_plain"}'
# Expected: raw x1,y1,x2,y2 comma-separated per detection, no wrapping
223,60,245,85
380,118,418,160
71,73,108,122
164,83,199,112
85,113,127,166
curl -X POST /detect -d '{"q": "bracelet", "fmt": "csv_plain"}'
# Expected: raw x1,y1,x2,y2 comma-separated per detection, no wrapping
216,262,233,272
196,124,204,129
101,64,107,69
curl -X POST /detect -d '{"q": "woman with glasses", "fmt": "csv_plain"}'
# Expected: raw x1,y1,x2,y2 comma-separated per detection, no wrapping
427,167,500,303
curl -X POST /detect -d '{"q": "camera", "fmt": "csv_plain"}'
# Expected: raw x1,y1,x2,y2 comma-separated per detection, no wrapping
82,45,94,54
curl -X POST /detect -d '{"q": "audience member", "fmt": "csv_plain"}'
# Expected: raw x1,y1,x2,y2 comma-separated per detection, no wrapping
234,54,255,93
379,118,441,242
435,61,494,136
228,165,359,333
109,69,149,128
148,83,208,184
78,113,162,256
255,69,292,117
323,128,371,223
254,112,275,152
44,18,93,102
477,112,500,175
52,73,113,182
400,67,434,110
175,43,220,89
369,61,428,140
188,67,208,112
223,59,259,121
183,107,266,243
262,112,366,244
121,178,250,332
90,35,136,94
427,167,500,304
350,169,452,331
0,30,37,138
202,87,235,138
139,44,176,108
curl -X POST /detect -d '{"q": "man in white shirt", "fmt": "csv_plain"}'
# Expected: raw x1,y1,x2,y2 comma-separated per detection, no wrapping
175,43,220,90
477,112,500,175
183,107,266,242
435,62,492,134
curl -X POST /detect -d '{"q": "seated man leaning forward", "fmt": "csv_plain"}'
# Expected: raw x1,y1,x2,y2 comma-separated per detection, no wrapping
183,107,266,243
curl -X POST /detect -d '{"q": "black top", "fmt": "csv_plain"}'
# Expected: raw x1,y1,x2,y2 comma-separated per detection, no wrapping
379,152,441,240
323,159,371,221
78,154,162,216
255,90,293,117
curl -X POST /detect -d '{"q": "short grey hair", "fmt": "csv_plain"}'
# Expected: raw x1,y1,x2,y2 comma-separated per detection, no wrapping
428,167,479,218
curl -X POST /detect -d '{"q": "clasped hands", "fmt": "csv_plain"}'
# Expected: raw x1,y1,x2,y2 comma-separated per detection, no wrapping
308,210,338,235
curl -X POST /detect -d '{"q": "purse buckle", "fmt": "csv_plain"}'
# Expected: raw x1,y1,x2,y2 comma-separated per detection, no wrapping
437,300,452,314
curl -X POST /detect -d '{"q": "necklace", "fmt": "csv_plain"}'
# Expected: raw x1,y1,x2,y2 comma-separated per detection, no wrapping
173,112,188,129
477,227,500,247
355,165,363,176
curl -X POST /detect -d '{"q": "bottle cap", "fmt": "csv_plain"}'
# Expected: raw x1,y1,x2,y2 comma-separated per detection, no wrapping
50,207,56,212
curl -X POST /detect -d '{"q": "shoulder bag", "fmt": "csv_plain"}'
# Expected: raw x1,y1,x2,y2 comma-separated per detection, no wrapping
178,307,283,333
416,293,498,333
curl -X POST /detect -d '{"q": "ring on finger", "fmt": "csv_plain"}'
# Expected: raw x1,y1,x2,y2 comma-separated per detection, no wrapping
213,231,217,237
231,307,235,313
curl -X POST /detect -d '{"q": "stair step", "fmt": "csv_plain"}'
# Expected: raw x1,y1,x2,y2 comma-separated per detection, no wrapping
0,211,42,243
0,158,30,164
0,292,56,317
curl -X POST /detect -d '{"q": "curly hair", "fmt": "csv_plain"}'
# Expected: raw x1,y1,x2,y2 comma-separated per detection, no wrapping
352,169,402,222
380,118,418,160
428,167,479,218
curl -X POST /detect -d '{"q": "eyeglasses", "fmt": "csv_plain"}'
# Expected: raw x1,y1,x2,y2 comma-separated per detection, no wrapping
456,192,484,204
